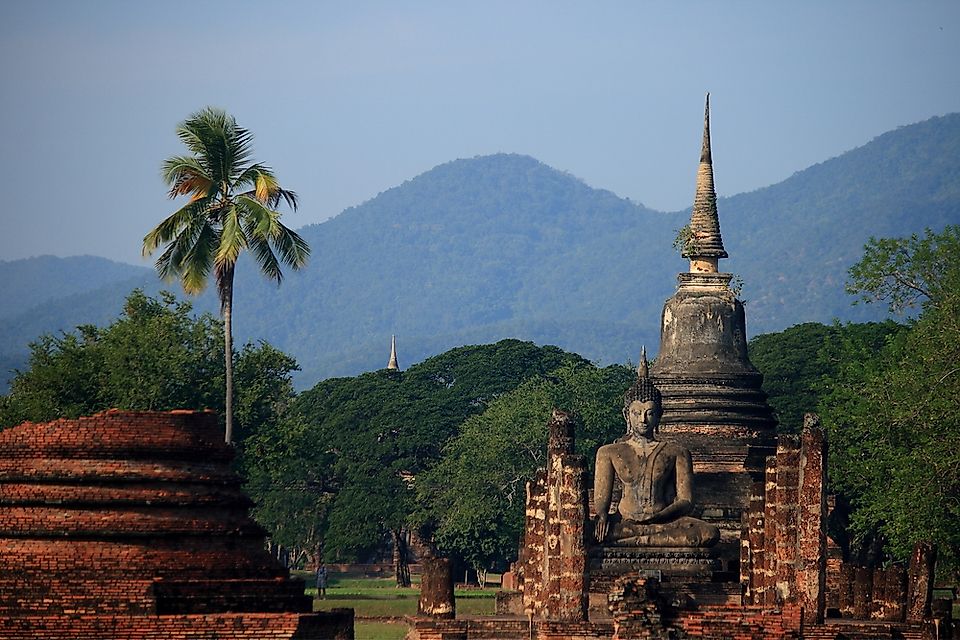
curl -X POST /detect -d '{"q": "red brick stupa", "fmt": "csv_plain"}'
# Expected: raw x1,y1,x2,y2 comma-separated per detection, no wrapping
0,409,351,640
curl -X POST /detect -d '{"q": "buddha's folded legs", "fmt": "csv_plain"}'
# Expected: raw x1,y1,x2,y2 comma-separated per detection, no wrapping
610,516,720,547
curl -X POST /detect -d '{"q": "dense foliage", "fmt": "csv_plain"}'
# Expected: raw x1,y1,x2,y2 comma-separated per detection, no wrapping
820,226,960,574
242,340,586,568
415,363,634,575
4,114,959,388
749,321,905,433
0,290,298,442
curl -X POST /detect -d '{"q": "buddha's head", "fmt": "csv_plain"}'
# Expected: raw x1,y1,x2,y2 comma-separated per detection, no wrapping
623,368,662,438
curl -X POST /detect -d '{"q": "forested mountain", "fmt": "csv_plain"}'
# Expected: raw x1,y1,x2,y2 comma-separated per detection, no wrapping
2,114,959,389
0,256,152,320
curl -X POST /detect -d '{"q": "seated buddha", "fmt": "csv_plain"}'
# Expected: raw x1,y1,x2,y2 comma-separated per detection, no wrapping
593,356,719,548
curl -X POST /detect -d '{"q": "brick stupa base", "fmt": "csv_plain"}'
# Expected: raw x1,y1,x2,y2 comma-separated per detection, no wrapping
0,410,352,640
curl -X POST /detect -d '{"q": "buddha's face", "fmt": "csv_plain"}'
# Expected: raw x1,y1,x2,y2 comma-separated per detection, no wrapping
624,399,661,438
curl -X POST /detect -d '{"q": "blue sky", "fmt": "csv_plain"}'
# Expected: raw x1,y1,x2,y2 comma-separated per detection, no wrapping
2,1,958,265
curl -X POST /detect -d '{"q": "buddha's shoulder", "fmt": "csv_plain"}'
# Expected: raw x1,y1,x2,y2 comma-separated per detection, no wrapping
595,441,632,456
656,440,692,457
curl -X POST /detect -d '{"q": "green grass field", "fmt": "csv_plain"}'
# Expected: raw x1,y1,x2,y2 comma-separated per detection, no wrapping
294,572,498,640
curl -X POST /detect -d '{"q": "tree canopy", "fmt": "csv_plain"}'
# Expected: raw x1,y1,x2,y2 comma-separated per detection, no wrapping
749,321,905,434
0,290,298,442
414,362,633,574
821,225,960,573
242,339,587,567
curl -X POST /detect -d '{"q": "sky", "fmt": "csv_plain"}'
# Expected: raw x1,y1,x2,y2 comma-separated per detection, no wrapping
1,1,958,265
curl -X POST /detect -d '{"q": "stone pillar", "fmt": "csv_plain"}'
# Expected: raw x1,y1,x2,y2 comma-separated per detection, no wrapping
773,437,801,605
795,414,827,624
852,566,871,619
761,455,778,606
907,541,936,622
838,563,855,618
521,470,547,617
418,558,455,619
543,410,588,623
742,479,765,604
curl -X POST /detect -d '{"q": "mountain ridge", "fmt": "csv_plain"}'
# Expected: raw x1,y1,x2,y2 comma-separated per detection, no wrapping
2,114,958,389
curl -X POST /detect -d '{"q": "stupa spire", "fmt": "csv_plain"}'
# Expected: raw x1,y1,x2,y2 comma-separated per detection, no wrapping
637,346,649,378
387,335,400,371
684,92,728,273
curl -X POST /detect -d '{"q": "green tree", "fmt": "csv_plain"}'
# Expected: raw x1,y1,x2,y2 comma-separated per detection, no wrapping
847,226,960,313
415,362,634,578
142,107,309,443
749,321,905,433
0,290,298,444
244,340,586,584
821,225,960,573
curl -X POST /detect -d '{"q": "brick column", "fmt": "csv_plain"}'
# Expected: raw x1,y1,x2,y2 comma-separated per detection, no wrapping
418,558,455,619
870,567,887,620
884,564,907,622
795,414,827,624
521,470,547,617
743,479,765,605
773,437,800,605
761,455,778,606
838,563,855,618
906,541,936,622
852,566,871,619
553,453,588,622
542,410,587,623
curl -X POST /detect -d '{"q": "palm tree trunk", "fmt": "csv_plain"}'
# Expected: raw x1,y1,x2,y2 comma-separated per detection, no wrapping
221,268,235,444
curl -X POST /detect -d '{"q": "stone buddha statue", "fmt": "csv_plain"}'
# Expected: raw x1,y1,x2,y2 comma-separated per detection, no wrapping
593,356,719,548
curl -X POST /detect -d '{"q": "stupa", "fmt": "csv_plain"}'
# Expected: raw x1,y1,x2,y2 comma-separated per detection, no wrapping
650,94,777,574
0,409,352,639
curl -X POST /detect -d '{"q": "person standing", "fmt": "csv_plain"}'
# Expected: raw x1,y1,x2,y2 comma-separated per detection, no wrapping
315,562,328,599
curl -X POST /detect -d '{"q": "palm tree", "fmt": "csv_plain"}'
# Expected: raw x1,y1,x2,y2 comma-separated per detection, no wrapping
143,107,309,443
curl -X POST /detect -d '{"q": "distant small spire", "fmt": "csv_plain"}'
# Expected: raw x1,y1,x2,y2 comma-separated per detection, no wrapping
387,335,400,370
684,92,728,270
637,346,649,378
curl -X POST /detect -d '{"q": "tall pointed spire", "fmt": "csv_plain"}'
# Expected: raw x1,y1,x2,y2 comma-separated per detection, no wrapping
387,335,400,371
684,92,728,273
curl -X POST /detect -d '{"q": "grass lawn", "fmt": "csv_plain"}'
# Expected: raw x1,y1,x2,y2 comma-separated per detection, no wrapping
353,620,409,640
293,572,498,638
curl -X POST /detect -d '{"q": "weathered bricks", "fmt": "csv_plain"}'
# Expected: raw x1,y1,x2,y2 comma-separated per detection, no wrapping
418,558,455,619
795,415,827,624
0,410,352,639
521,410,589,623
906,541,936,622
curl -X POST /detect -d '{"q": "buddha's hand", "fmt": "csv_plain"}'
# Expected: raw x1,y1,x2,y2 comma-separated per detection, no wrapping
594,514,608,542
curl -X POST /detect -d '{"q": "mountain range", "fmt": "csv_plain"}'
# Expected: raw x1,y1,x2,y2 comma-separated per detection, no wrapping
2,113,959,390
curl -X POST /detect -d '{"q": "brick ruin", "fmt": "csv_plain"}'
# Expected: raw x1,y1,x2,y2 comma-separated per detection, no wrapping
0,409,353,640
412,409,951,640
408,96,956,640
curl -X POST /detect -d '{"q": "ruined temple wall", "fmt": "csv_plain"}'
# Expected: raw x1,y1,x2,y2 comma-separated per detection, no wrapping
519,412,588,622
741,415,827,625
521,469,547,617
654,420,775,575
